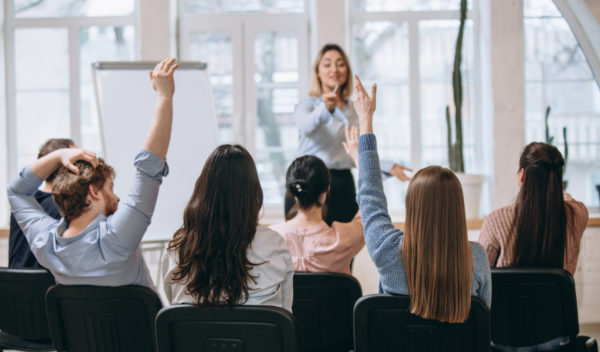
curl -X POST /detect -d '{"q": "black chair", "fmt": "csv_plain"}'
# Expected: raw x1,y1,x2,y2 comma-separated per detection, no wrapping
155,304,300,352
0,268,55,352
292,272,362,352
45,285,162,352
490,268,598,352
354,294,490,352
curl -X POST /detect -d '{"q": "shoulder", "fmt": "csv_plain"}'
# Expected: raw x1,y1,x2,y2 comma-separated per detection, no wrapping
469,241,489,264
565,198,589,223
268,222,288,236
481,205,514,233
252,226,289,253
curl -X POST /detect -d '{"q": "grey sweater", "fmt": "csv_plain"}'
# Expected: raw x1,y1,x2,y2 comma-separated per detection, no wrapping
357,133,492,307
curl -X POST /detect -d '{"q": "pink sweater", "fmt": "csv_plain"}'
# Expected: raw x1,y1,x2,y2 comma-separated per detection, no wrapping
269,212,365,275
478,195,588,275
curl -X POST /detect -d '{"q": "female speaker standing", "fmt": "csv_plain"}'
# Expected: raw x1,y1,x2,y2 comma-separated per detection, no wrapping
290,43,410,225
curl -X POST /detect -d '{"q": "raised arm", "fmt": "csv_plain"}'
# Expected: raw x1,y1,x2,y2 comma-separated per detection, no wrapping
353,75,406,292
143,58,179,160
8,148,97,244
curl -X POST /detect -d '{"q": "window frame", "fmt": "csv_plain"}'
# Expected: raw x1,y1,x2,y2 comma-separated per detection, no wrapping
178,9,309,221
348,6,483,173
4,0,138,192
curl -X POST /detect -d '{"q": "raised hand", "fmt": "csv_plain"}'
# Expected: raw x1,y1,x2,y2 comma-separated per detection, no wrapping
149,58,179,98
343,125,359,167
390,164,412,181
322,92,339,112
353,74,376,135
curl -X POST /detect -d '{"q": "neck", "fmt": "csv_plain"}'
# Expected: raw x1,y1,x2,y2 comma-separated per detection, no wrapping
62,208,102,238
288,205,324,227
42,181,53,193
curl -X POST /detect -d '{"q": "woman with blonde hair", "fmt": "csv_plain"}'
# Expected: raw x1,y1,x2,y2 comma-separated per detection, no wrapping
348,75,491,322
290,43,410,226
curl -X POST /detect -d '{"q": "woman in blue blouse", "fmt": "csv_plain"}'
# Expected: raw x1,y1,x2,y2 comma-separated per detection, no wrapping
290,43,410,225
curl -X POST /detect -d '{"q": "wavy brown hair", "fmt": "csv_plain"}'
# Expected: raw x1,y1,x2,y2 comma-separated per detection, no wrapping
52,159,115,222
513,142,566,268
38,138,75,182
167,144,264,305
402,166,472,323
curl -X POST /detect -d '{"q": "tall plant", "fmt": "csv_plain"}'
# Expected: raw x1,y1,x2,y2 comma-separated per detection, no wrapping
544,106,569,173
445,0,467,173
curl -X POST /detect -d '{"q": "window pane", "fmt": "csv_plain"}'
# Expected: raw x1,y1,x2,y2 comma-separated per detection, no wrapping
351,21,410,211
183,32,234,144
180,0,305,14
15,28,70,170
80,26,136,154
420,20,476,170
525,0,600,206
14,0,134,17
352,0,461,12
254,32,299,204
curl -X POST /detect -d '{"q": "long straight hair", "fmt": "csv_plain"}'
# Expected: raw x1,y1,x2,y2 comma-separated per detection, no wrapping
167,145,263,305
402,166,472,323
308,44,353,101
513,142,566,268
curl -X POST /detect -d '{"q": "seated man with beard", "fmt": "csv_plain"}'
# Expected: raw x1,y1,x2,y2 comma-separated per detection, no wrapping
6,58,179,289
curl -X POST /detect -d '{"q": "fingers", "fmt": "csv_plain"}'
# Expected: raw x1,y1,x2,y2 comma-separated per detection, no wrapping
167,63,179,75
371,83,377,106
354,74,367,96
65,163,80,174
342,141,350,154
344,125,351,141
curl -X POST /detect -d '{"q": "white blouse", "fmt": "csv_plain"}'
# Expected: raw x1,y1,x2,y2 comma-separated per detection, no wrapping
160,225,294,312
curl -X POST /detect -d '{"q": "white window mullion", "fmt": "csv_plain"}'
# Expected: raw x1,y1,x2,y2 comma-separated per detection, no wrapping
408,19,422,169
5,0,17,189
243,20,256,154
68,26,81,146
233,21,245,146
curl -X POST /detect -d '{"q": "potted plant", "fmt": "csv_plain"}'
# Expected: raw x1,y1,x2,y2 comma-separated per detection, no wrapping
544,106,569,189
445,0,484,219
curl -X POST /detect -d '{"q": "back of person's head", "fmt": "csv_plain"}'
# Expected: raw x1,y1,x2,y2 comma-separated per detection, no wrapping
402,166,471,323
38,138,75,182
309,43,353,101
513,142,566,268
285,155,331,220
52,159,115,222
167,144,263,305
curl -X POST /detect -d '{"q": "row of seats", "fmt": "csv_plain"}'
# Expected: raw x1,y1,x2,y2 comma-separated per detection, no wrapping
0,268,597,352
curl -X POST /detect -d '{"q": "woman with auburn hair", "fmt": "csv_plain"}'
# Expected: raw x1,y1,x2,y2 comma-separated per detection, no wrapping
270,155,364,274
161,144,294,311
348,75,491,322
290,43,410,226
479,142,588,275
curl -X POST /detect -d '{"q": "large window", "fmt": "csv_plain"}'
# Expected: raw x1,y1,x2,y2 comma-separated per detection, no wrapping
350,0,481,212
6,0,137,178
524,0,600,206
178,1,309,211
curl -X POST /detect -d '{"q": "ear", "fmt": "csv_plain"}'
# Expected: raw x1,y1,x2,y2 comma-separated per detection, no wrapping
88,184,103,201
518,169,525,184
319,191,328,205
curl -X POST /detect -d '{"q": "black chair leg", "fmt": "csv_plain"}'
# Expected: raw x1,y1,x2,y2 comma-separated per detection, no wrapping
577,336,598,352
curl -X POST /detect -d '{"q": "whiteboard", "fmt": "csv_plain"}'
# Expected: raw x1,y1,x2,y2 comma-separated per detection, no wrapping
93,62,218,240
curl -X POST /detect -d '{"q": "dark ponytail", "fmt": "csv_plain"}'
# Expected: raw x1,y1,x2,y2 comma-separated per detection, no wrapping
513,142,566,268
285,155,331,220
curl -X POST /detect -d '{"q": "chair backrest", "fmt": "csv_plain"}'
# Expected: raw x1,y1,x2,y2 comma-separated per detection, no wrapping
0,268,55,340
155,304,300,352
353,294,490,352
45,285,162,352
490,268,579,347
292,272,362,352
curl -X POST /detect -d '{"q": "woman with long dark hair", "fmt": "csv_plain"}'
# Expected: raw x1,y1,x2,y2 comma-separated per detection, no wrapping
479,142,588,275
161,145,294,311
271,155,364,274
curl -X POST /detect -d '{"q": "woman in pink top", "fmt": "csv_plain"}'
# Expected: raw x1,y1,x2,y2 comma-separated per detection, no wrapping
270,155,364,274
479,142,588,276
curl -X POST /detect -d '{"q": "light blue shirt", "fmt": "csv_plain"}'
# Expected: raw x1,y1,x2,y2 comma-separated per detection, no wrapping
7,150,169,290
357,133,492,307
295,96,394,172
